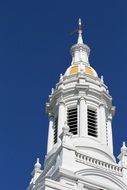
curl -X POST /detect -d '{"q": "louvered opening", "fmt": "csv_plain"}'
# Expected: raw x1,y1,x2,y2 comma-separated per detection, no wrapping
54,117,58,144
88,108,98,137
67,107,78,135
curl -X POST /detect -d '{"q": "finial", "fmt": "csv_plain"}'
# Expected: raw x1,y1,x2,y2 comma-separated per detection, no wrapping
118,141,127,168
51,88,54,95
77,18,83,44
37,158,39,162
101,75,104,82
34,158,41,170
60,73,63,80
121,141,127,154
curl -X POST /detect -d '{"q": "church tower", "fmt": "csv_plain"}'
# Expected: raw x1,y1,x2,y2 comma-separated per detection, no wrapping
27,19,127,190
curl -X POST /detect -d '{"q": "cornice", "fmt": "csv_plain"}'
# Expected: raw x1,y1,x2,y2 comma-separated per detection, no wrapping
75,151,122,176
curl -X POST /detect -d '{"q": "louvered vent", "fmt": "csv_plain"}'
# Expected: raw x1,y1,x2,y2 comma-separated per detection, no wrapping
54,117,58,144
67,107,78,135
88,108,98,137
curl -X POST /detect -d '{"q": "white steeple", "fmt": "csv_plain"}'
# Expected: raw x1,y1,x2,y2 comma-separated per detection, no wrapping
27,20,127,190
45,19,116,165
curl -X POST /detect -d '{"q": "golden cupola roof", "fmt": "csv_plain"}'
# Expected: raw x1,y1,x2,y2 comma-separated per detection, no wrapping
65,64,97,77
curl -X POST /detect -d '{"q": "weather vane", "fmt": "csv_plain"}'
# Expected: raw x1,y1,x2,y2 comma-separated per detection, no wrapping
70,18,84,36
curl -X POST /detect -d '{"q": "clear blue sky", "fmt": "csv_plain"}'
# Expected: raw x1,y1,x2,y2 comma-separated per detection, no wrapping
0,0,127,189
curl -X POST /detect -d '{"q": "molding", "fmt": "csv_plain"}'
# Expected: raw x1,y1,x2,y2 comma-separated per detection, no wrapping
75,84,89,93
75,151,122,176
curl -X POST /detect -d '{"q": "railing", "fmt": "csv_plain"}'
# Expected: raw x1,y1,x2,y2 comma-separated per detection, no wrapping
75,152,122,176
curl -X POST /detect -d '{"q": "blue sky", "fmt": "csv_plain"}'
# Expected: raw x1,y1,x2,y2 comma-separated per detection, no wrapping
0,0,127,189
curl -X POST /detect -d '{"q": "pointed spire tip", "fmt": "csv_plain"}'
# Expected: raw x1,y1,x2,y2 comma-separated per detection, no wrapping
77,18,83,44
78,18,81,26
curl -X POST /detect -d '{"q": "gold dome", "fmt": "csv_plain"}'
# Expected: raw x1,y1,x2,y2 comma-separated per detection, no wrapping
65,64,97,77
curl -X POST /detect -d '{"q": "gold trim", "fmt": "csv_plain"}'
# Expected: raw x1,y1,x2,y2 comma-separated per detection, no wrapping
70,66,78,75
85,66,94,76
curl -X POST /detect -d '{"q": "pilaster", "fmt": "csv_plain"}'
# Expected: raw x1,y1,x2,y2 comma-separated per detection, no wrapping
58,99,65,139
99,103,107,145
47,114,54,153
79,97,87,137
107,114,113,154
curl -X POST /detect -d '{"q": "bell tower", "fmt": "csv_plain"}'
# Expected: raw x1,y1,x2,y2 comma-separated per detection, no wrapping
46,18,115,163
27,19,127,190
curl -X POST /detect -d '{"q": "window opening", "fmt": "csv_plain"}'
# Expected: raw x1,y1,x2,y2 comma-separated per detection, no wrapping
88,108,98,137
67,107,78,135
54,117,58,144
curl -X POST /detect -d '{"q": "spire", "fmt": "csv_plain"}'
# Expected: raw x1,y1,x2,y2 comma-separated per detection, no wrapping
77,18,83,44
70,18,90,66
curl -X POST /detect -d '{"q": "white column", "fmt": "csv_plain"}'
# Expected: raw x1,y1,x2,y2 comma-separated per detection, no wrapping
79,97,87,137
58,100,65,139
47,114,54,153
107,114,113,153
99,103,107,145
